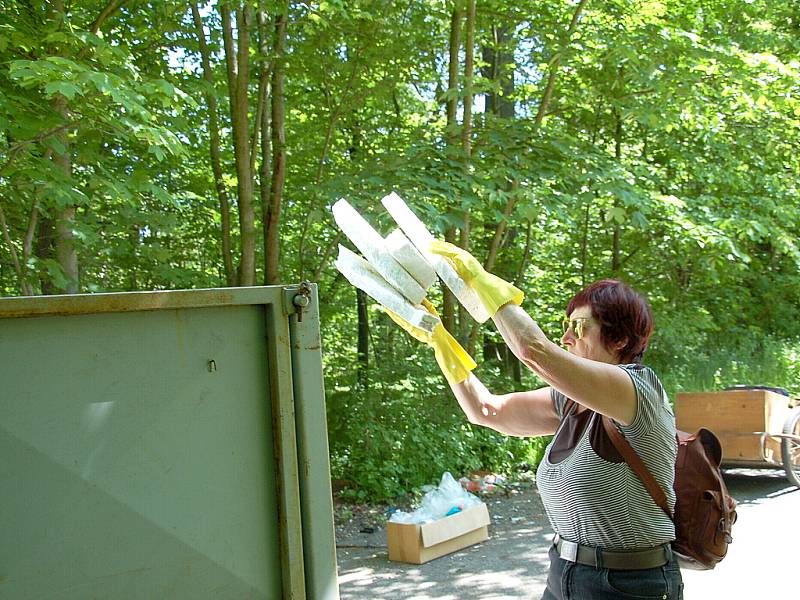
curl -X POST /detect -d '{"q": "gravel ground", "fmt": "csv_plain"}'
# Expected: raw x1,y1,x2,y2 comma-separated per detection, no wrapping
335,469,799,599
335,481,553,600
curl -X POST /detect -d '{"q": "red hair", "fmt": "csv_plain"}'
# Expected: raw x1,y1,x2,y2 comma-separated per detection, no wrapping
566,279,654,364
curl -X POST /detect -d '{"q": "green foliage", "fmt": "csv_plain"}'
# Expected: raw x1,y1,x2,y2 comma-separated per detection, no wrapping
2,0,800,502
0,1,192,293
650,329,800,400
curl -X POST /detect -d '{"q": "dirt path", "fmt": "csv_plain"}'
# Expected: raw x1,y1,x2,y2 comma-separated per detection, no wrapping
335,470,798,599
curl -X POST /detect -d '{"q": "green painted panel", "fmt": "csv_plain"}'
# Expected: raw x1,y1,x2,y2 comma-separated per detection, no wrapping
0,304,282,599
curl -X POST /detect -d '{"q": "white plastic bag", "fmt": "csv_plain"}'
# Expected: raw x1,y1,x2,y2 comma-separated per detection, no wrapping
389,472,482,524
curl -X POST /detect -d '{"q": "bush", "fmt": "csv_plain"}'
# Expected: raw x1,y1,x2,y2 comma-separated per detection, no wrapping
649,330,800,400
325,337,549,502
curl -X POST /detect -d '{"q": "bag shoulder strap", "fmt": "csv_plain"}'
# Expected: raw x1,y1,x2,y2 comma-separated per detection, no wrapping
601,415,674,520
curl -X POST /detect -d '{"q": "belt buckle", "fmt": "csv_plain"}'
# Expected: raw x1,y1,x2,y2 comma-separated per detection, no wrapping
559,539,578,562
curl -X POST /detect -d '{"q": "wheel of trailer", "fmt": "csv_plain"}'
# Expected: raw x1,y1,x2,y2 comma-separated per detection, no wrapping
782,406,800,488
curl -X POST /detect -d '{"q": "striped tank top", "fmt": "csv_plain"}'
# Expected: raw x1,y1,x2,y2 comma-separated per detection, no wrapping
535,364,677,550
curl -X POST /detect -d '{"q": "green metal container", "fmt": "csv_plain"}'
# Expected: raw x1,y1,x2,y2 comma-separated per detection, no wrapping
0,284,338,600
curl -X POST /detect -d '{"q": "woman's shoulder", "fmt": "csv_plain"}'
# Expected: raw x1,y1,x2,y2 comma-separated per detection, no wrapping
618,363,664,390
618,362,655,374
619,363,672,408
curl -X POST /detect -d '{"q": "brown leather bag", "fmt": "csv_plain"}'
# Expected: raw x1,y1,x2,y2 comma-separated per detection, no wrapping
602,417,738,570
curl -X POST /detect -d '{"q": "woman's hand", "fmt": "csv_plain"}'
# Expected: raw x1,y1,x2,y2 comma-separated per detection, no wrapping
429,240,523,317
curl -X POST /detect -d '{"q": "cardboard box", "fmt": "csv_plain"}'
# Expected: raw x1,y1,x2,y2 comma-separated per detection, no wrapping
387,503,490,564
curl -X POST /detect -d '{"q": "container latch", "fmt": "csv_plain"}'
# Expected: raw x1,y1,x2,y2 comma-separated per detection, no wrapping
285,281,312,322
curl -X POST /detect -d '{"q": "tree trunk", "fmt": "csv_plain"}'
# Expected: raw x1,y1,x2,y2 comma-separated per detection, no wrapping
38,0,125,294
356,288,369,390
0,201,31,295
481,22,516,275
19,189,40,294
442,228,457,334
482,24,515,118
477,14,517,356
461,0,475,217
59,0,126,294
580,199,591,287
265,2,288,285
514,220,533,287
36,215,56,295
54,203,79,293
611,107,623,274
442,1,463,335
221,2,256,286
445,2,463,142
460,0,476,349
257,5,273,286
191,2,236,286
44,3,79,293
486,0,589,273
512,353,522,384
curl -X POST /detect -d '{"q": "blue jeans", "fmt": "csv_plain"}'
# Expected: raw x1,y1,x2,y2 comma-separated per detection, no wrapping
541,544,684,599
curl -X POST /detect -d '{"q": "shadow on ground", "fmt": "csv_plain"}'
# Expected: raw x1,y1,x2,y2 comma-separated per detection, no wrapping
721,466,797,505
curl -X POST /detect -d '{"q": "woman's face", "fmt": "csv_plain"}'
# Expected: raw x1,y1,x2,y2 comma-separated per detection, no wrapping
560,305,621,364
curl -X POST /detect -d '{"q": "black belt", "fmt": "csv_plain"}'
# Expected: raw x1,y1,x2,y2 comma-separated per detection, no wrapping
553,534,671,570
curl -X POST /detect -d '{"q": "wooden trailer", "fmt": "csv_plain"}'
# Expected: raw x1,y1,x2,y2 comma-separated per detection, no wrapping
675,388,800,488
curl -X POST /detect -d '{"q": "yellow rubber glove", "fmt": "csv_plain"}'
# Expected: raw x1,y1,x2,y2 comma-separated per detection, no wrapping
384,299,476,385
429,240,524,316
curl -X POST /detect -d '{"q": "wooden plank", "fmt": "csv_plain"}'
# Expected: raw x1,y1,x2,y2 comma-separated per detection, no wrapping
676,391,767,432
675,390,791,432
717,434,781,462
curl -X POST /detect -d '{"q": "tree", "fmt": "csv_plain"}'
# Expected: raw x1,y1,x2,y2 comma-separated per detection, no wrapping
3,0,800,502
0,0,183,295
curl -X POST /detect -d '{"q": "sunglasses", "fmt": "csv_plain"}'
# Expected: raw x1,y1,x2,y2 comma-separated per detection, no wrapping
562,317,592,340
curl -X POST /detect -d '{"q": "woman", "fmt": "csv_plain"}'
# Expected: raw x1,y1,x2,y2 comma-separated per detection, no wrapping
387,241,683,599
